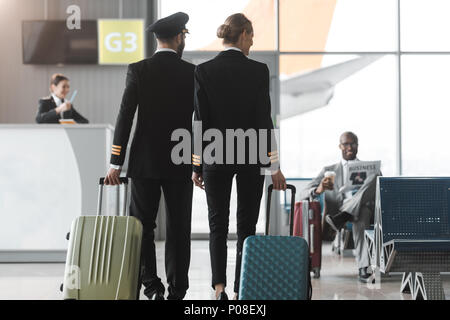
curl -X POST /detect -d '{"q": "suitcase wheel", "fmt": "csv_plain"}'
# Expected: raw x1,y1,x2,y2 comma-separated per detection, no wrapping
312,268,320,279
66,232,70,240
60,283,63,292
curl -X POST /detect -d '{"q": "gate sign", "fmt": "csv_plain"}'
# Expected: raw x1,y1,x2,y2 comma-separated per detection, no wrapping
98,19,144,65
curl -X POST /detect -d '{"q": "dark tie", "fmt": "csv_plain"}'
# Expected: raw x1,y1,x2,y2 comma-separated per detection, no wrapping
60,99,65,119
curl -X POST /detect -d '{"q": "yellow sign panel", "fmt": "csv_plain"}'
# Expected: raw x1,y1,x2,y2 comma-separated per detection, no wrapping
98,19,144,65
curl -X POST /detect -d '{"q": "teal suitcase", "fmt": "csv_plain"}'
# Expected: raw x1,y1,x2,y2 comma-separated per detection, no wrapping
62,177,143,300
239,184,312,300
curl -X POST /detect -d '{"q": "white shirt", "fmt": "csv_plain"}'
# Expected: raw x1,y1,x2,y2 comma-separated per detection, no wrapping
224,47,242,52
341,158,360,200
51,93,64,107
155,48,177,54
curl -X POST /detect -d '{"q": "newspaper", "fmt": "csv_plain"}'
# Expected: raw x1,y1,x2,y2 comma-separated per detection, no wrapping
339,160,381,194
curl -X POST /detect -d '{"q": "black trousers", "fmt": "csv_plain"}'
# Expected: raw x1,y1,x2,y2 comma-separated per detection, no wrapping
130,177,193,299
203,168,265,293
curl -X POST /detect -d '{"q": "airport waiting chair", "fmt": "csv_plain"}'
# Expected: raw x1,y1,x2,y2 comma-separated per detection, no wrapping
366,177,450,300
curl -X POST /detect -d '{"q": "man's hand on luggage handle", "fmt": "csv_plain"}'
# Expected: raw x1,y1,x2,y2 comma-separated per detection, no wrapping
192,172,204,190
271,169,287,190
104,168,122,185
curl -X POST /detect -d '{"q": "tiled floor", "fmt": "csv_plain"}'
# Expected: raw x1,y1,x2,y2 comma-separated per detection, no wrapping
0,241,449,300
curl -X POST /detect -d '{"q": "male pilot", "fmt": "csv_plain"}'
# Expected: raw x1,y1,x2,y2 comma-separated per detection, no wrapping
104,12,194,300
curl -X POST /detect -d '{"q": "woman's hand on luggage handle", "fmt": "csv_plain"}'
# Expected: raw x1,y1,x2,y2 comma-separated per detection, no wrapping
192,172,205,190
104,168,122,185
271,169,287,190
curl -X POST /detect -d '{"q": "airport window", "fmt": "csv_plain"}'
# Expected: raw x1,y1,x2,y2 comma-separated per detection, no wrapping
279,54,397,178
191,180,267,234
279,0,397,52
159,0,276,51
401,55,450,175
401,0,450,51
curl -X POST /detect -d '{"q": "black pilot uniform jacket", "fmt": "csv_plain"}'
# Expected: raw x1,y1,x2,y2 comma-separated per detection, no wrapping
192,49,279,173
110,51,195,179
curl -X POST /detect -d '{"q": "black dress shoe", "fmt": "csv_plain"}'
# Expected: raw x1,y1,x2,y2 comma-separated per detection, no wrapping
216,292,228,300
167,293,183,300
167,287,185,300
358,267,374,283
149,291,165,300
325,211,352,232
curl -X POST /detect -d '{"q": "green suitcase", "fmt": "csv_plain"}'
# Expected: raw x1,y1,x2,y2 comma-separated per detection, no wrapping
62,177,143,300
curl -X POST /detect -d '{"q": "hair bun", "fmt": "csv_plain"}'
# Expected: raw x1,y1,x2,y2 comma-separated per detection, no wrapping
217,24,231,39
217,14,252,44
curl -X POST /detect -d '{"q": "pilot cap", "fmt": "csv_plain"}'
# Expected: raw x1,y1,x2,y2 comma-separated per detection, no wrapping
146,12,189,38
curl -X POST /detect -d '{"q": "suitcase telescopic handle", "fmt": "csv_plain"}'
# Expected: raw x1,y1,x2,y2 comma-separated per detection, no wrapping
266,184,296,236
97,177,129,216
99,177,129,185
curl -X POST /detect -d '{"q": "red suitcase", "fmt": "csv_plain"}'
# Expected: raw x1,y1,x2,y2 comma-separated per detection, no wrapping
293,201,322,278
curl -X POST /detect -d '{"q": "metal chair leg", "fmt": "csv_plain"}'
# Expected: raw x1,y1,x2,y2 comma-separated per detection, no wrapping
413,272,445,300
400,272,414,294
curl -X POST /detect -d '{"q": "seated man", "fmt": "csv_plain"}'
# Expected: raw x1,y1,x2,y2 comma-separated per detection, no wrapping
300,131,381,283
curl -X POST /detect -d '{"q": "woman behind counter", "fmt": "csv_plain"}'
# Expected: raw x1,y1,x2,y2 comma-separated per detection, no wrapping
36,73,89,124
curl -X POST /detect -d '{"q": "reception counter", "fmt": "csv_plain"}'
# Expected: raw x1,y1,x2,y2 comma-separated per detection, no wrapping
0,124,115,262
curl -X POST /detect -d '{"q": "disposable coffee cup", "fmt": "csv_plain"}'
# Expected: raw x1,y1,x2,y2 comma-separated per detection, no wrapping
324,171,336,184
